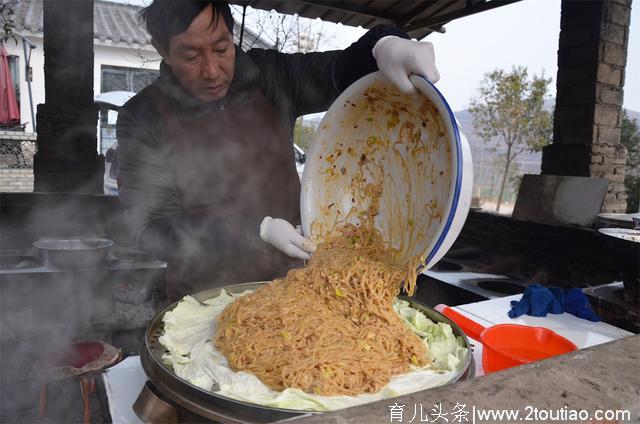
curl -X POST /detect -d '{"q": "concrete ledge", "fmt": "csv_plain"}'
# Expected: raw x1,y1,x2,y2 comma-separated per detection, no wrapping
293,335,640,423
512,174,609,227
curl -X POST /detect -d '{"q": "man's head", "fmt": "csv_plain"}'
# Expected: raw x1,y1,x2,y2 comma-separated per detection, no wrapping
141,1,235,102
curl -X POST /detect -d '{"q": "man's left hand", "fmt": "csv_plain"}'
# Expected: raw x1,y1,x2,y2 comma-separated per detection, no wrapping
372,36,440,94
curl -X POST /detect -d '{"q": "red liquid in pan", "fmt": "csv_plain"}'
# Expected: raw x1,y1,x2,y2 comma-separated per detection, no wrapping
48,342,105,369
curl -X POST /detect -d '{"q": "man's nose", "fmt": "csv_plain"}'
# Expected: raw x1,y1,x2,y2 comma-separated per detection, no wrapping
201,53,221,80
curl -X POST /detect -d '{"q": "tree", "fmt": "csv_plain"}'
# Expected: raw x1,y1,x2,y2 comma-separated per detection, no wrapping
469,66,553,212
232,6,332,54
621,111,640,212
232,6,332,152
0,3,15,42
620,111,640,172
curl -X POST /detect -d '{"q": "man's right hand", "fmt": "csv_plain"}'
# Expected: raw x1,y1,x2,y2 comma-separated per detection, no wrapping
372,36,440,94
260,217,316,260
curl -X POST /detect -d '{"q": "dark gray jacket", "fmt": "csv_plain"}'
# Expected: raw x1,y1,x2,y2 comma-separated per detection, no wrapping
116,25,408,297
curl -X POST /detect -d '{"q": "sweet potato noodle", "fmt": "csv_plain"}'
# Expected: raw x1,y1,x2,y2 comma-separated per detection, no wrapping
213,221,428,396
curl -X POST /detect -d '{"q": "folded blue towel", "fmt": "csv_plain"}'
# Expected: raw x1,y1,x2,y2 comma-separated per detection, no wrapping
509,284,600,322
508,284,563,318
563,288,600,322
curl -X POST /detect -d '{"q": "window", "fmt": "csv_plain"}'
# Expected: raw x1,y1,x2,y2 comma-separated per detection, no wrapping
101,65,159,93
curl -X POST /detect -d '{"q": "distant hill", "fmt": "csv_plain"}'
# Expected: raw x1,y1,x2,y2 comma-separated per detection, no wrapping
454,99,639,148
302,100,638,147
454,100,639,204
626,109,640,124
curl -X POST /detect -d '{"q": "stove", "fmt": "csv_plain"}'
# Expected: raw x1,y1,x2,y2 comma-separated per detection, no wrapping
0,245,167,421
0,247,166,274
411,244,530,308
584,282,640,334
1,247,166,324
413,242,639,335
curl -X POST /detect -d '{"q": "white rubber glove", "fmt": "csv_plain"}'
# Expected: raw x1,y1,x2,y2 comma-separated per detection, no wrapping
372,35,440,94
260,217,316,260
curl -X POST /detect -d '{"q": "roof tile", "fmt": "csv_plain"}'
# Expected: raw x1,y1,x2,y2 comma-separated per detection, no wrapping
6,0,272,50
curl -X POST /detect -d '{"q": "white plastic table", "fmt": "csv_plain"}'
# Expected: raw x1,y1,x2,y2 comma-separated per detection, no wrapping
452,294,634,376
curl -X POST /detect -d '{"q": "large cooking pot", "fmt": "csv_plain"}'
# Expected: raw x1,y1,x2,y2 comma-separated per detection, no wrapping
136,282,475,424
33,238,113,269
598,228,640,272
598,228,639,299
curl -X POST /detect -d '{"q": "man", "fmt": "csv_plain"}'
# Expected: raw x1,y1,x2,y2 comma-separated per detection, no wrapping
117,0,439,301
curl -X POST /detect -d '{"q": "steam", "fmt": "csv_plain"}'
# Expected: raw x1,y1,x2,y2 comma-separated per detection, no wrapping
115,75,306,302
0,193,135,420
0,39,329,420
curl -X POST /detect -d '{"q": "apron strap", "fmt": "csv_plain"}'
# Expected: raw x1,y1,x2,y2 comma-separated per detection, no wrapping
146,86,186,148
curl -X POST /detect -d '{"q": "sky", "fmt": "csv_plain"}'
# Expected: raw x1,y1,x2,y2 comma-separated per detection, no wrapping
120,0,639,113
428,0,566,112
429,0,638,113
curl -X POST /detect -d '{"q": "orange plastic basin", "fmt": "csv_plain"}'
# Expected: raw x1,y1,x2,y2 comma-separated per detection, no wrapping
436,305,578,373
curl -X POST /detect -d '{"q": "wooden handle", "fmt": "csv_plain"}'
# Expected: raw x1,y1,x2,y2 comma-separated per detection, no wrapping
79,376,92,424
38,379,48,418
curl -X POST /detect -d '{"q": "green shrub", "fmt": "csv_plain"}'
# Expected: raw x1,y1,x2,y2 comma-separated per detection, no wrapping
625,175,640,213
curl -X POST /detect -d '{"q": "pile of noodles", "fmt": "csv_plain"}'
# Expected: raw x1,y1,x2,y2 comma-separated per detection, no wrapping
213,217,428,396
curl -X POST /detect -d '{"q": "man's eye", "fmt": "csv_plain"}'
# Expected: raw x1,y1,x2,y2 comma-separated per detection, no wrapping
216,48,228,55
183,55,198,62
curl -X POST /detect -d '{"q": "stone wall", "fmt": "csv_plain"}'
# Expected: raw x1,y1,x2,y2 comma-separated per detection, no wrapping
591,0,631,212
542,0,632,213
0,169,34,192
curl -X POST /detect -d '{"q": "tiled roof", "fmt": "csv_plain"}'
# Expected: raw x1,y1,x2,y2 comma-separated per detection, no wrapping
7,0,272,50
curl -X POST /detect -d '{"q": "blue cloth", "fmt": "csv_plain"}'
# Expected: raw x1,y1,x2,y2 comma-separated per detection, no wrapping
563,288,600,322
509,284,600,322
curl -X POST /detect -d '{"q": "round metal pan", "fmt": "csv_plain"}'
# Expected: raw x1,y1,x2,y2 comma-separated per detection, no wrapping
33,238,113,269
139,282,475,424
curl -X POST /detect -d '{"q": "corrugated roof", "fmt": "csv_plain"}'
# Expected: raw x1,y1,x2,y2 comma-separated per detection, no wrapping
6,0,521,48
6,0,272,50
230,0,521,39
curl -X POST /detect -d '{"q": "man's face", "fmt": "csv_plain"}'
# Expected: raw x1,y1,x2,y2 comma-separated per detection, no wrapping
159,5,235,102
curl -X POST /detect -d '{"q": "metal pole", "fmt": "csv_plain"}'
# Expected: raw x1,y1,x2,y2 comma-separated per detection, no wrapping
21,36,36,131
239,4,246,50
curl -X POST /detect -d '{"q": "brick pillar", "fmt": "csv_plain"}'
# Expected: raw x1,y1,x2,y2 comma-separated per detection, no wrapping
541,0,631,213
33,0,103,193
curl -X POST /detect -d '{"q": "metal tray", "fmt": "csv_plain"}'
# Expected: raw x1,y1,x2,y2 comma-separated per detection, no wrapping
139,282,475,424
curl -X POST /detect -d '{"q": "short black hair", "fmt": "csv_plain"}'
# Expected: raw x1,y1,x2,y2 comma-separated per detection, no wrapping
140,0,234,52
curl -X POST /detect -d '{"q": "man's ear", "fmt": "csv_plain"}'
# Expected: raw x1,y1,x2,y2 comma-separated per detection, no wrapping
152,39,169,63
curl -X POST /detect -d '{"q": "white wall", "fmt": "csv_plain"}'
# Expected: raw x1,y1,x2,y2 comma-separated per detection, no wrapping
5,30,161,133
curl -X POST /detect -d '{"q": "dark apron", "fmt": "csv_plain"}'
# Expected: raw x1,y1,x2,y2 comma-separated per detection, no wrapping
149,87,302,301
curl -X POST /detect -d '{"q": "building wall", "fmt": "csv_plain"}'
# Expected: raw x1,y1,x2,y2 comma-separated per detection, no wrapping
1,32,160,193
4,30,161,133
